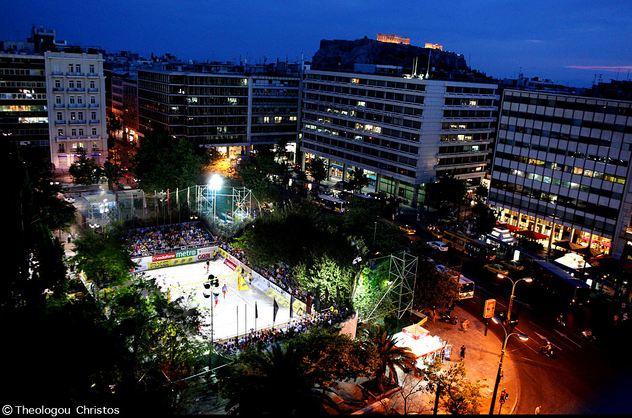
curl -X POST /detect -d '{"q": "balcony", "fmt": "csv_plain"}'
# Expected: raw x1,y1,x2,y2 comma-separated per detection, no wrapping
88,135,100,139
87,88,99,93
54,104,66,109
67,87,86,92
54,120,67,125
52,87,64,92
51,71,64,76
55,135,68,141
88,103,100,108
87,72,100,77
68,119,87,125
89,119,100,124
68,103,88,109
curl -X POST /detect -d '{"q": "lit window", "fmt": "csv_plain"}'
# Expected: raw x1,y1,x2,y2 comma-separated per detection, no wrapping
274,116,282,123
351,78,360,84
357,101,366,107
227,97,238,105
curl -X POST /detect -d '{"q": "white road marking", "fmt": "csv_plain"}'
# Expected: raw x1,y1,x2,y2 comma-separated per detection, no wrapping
554,329,582,348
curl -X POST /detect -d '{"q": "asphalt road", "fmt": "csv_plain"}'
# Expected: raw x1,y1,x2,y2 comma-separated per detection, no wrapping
457,272,627,414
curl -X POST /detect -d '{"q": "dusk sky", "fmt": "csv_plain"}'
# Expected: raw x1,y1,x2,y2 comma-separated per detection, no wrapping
2,0,632,86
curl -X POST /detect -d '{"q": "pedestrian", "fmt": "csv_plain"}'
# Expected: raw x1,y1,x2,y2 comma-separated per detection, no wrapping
460,344,466,359
222,283,227,299
214,293,219,307
534,405,541,415
206,260,210,273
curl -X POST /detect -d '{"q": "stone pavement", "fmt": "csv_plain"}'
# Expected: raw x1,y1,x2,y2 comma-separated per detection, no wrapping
421,305,521,414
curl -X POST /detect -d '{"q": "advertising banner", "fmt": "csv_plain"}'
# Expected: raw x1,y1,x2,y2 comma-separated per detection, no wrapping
132,246,214,272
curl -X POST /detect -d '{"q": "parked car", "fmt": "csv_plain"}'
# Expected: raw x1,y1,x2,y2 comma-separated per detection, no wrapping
483,263,510,277
399,224,417,235
427,241,449,252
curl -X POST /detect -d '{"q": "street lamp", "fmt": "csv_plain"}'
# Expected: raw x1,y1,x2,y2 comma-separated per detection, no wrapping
501,276,533,326
207,174,223,222
489,316,528,415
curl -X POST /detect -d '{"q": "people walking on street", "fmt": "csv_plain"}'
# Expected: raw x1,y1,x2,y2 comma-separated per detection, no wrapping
206,260,210,273
222,283,227,299
460,344,466,359
535,405,541,415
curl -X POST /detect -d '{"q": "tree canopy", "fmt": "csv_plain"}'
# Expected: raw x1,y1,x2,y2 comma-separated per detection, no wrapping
69,148,102,185
425,176,467,210
134,129,207,192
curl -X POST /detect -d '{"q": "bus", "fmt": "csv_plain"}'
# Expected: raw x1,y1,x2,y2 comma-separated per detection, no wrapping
442,230,496,261
532,260,591,308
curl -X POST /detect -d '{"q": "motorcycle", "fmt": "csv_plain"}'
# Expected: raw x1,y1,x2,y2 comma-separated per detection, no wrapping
539,343,555,359
439,312,458,325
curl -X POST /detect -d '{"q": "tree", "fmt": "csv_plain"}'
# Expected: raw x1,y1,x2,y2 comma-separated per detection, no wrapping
306,158,327,192
425,176,467,211
352,262,396,321
103,159,124,187
474,184,488,202
235,148,286,203
348,167,370,192
424,360,483,415
69,148,102,185
219,343,336,415
134,129,207,192
473,202,497,235
72,227,136,289
295,256,355,308
288,327,377,386
414,260,460,321
362,324,416,392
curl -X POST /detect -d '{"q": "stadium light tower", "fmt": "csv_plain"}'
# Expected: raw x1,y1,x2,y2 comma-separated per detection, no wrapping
207,174,224,222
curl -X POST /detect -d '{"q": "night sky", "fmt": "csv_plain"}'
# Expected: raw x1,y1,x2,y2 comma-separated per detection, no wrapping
2,0,632,87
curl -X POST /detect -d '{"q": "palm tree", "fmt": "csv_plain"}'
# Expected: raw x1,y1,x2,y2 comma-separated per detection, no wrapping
220,343,337,415
363,324,417,392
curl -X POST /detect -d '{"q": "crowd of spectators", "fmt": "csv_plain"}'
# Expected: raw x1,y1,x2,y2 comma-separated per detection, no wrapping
215,308,350,355
127,222,215,257
218,241,309,301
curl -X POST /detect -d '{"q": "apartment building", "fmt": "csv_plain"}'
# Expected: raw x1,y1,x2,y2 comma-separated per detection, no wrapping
137,66,299,157
0,53,49,148
300,69,498,206
45,51,108,170
489,89,632,259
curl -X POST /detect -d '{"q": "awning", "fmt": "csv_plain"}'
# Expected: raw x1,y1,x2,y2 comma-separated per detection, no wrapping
515,230,548,240
554,240,603,257
496,223,521,232
554,252,592,270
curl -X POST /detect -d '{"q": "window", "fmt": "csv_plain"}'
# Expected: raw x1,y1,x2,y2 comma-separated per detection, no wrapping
90,81,95,89
71,129,77,136
58,144,65,153
79,128,84,136
57,128,64,136
77,97,83,104
91,112,96,120
263,116,270,123
90,96,96,104
69,96,75,104
70,112,76,120
76,64,81,73
77,81,82,89
89,64,95,73
274,116,282,123
56,112,62,121
351,78,360,84
91,128,97,136
78,112,83,120
55,80,61,88
55,96,61,104
69,80,75,88
68,64,73,73
357,101,366,107
227,97,238,105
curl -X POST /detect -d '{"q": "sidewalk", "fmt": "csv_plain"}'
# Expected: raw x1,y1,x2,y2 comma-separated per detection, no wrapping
422,305,521,414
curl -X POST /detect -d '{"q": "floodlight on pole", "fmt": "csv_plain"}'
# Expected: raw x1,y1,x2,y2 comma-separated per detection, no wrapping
207,174,223,222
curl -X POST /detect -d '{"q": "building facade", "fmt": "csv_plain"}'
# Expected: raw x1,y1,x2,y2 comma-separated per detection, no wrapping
45,51,108,170
0,53,49,149
300,69,498,206
138,68,299,156
489,89,632,259
106,69,139,142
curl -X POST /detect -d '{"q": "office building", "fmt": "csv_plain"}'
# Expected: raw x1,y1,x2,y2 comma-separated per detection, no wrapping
137,64,300,157
45,51,108,170
0,53,49,148
488,89,632,259
300,69,498,206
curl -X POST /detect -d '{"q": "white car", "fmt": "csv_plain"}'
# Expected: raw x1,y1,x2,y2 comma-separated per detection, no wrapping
427,241,449,252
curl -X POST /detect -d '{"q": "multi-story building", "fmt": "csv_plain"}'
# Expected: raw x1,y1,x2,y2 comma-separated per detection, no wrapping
300,69,498,206
488,89,632,259
137,66,300,157
44,51,108,170
0,53,49,149
106,69,139,142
